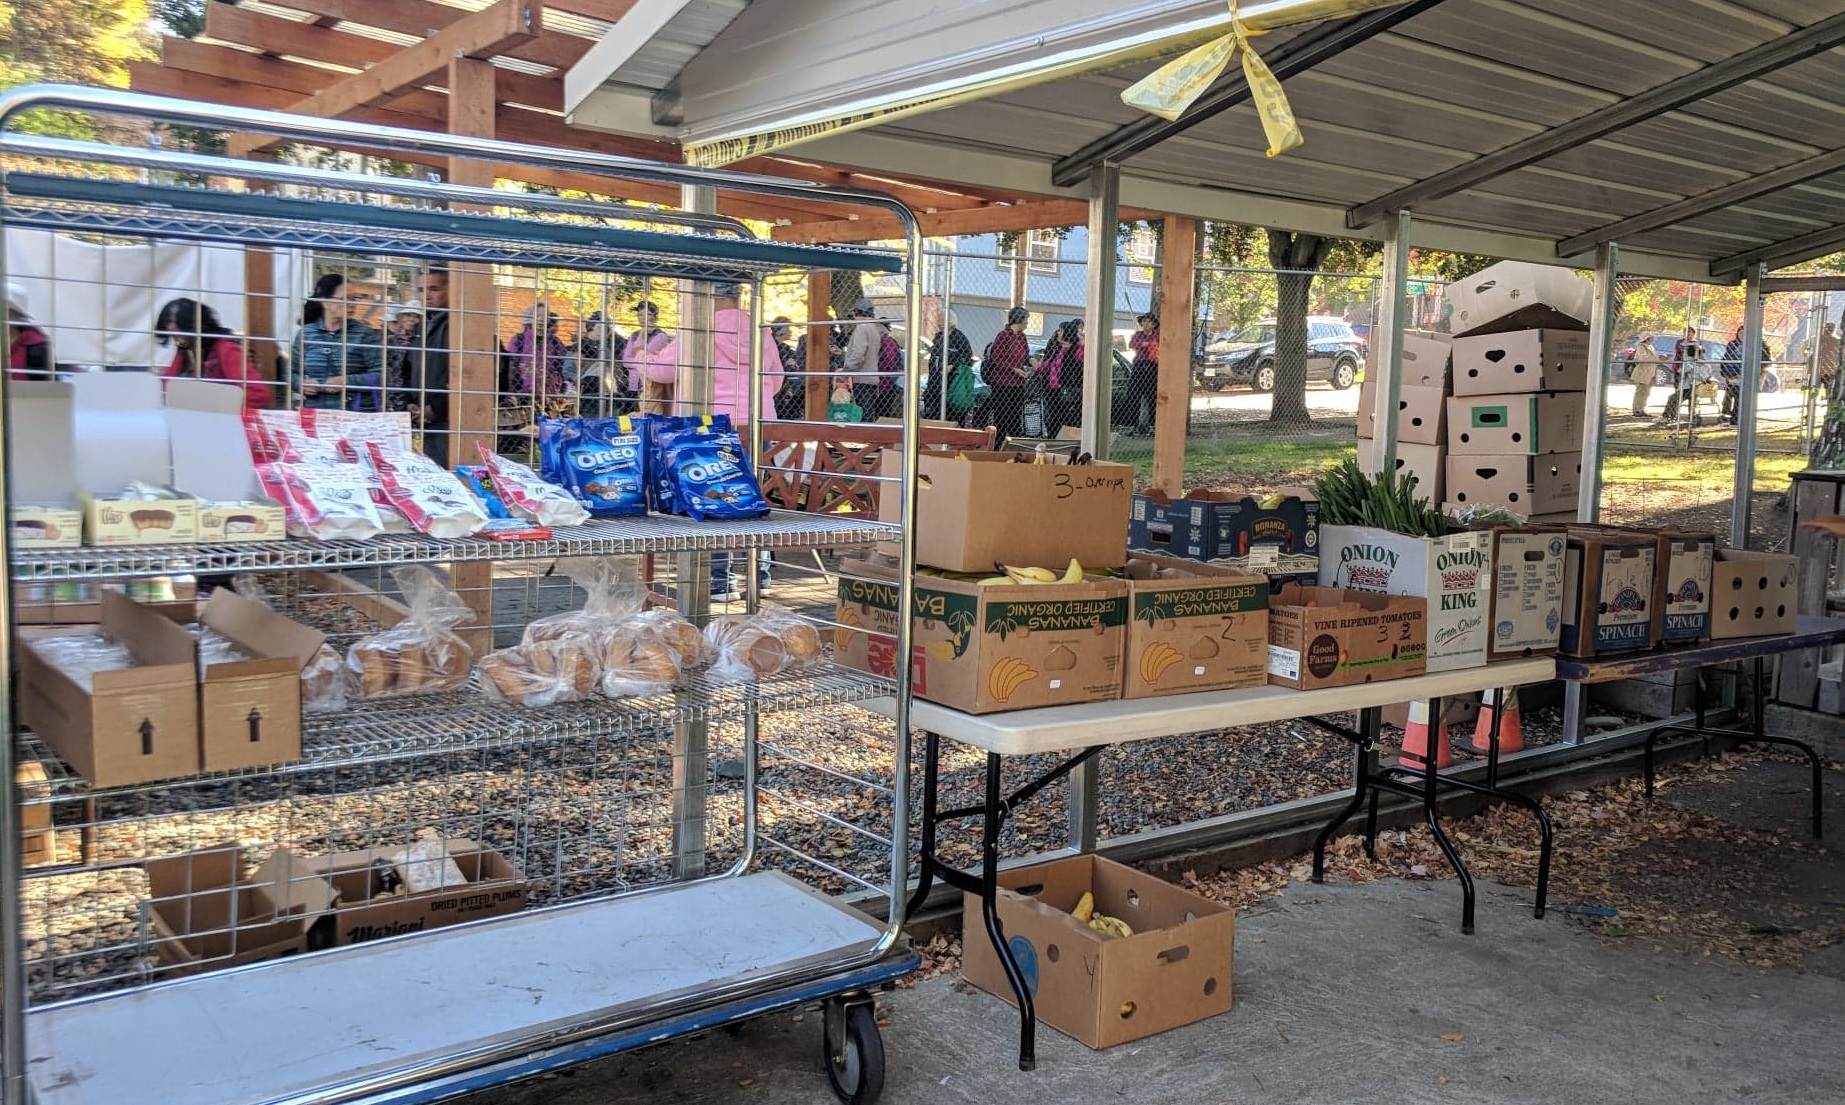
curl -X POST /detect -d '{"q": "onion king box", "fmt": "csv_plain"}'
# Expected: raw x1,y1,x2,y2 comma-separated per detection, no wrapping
1317,526,1491,672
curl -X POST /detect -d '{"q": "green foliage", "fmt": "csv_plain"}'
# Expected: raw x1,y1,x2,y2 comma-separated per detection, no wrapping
0,0,153,137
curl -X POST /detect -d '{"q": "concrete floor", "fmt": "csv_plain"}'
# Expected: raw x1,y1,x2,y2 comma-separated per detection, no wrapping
471,760,1845,1105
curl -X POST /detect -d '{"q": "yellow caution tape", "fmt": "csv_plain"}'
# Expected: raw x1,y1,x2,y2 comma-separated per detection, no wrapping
1120,0,1303,158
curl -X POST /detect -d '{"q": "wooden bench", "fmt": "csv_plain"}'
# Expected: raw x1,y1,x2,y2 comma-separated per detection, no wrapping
757,421,994,516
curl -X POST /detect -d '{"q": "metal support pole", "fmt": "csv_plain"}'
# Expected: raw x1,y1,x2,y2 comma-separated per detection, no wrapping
1365,211,1412,476
672,182,717,880
1579,242,1621,523
1734,263,1768,548
1069,162,1120,856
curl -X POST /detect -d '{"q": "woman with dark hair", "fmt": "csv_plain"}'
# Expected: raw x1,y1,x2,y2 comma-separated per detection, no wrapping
1043,317,1084,436
982,306,1034,440
8,283,52,380
1129,312,1159,436
290,272,384,410
156,297,272,408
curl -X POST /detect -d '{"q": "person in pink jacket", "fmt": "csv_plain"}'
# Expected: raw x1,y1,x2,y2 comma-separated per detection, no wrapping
624,283,782,423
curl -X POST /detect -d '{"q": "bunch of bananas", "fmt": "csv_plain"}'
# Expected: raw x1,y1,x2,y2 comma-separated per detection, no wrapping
1071,891,1135,939
978,558,1085,587
1139,641,1185,684
987,657,1039,702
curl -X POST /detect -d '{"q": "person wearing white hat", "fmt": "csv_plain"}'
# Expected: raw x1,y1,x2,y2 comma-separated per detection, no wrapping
7,282,51,379
382,299,424,413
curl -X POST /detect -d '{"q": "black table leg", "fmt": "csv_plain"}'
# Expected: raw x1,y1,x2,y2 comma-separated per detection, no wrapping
1312,708,1377,883
1415,697,1476,933
905,730,942,918
975,752,1036,1071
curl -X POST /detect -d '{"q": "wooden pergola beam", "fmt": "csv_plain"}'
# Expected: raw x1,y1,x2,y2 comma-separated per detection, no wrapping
131,64,853,227
771,199,1149,244
228,0,541,158
228,0,592,73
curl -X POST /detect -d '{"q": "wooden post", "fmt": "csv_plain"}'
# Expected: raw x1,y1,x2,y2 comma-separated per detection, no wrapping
1153,217,1197,496
805,270,830,421
447,57,499,652
243,246,276,401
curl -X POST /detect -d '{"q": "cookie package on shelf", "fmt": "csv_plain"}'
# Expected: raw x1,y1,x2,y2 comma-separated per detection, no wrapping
476,444,590,528
538,415,649,518
345,565,476,698
704,606,823,684
362,443,489,540
652,414,772,521
256,461,387,542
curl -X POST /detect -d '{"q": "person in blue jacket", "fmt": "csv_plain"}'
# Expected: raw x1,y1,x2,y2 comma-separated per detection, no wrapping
291,273,385,410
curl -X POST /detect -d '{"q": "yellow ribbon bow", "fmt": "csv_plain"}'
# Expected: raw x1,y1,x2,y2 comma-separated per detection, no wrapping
1120,0,1303,158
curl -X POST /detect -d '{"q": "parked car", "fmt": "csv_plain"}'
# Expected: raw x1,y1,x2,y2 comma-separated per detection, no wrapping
1614,334,1725,380
1194,316,1365,392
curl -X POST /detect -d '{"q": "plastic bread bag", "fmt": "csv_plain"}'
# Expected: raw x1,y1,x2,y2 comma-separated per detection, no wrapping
476,443,590,528
629,606,709,670
477,638,598,708
596,621,683,698
26,632,133,692
363,443,489,539
703,615,793,685
228,575,349,713
752,604,825,672
345,565,476,697
538,415,649,517
521,556,645,649
256,461,386,542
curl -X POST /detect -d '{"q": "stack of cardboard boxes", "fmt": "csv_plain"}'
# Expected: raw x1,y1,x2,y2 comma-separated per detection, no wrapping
1359,261,1595,526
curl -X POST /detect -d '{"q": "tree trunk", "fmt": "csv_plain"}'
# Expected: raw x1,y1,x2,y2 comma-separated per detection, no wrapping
1267,231,1333,426
1012,259,1028,309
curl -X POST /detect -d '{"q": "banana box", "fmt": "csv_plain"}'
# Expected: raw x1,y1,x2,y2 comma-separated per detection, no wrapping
835,558,1127,714
1121,554,1268,699
1267,584,1427,691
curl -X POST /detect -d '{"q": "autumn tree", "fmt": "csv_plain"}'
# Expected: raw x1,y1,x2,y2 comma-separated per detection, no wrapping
0,0,153,138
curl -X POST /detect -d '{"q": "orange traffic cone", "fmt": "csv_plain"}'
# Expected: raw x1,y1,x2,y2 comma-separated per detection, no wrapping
1471,687,1524,754
1400,699,1453,769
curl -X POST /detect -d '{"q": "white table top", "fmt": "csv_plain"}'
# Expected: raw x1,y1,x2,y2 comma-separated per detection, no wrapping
879,657,1557,756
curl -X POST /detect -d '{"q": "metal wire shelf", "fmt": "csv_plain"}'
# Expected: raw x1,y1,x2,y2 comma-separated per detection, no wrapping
15,660,894,805
9,511,896,582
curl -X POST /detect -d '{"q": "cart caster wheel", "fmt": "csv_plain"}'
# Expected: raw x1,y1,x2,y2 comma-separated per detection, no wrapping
822,1000,885,1105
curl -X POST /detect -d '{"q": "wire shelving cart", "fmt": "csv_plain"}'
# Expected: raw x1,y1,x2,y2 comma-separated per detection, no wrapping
0,85,926,1105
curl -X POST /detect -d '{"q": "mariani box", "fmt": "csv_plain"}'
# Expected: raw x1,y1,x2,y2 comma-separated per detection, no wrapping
1121,554,1268,699
835,558,1127,714
268,839,529,946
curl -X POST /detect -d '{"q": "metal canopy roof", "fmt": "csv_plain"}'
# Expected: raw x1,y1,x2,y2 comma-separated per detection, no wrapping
566,0,1845,283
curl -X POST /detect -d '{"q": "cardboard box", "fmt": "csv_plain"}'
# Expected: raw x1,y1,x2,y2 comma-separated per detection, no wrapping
1646,529,1715,644
1451,329,1590,396
880,450,1133,572
144,844,337,974
835,559,1127,714
1359,442,1445,506
960,855,1234,1049
18,762,55,867
1446,453,1582,517
168,379,287,543
1485,528,1567,659
190,589,324,772
1527,511,1580,526
72,373,201,545
1267,584,1426,690
1356,381,1446,445
17,590,202,787
1121,555,1269,698
1559,529,1659,657
1317,526,1491,672
1708,549,1798,639
7,383,82,549
1364,332,1452,389
1443,260,1593,337
275,839,528,946
1129,490,1320,573
1447,393,1585,456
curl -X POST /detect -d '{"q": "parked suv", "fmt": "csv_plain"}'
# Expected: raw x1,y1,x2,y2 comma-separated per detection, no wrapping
1194,316,1365,392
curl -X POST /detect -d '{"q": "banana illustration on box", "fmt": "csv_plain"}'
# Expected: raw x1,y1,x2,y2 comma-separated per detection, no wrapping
987,656,1039,702
1139,641,1185,684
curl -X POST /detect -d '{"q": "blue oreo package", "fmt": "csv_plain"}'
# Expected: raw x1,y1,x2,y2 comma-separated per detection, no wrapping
647,414,727,515
538,415,650,517
665,424,771,521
